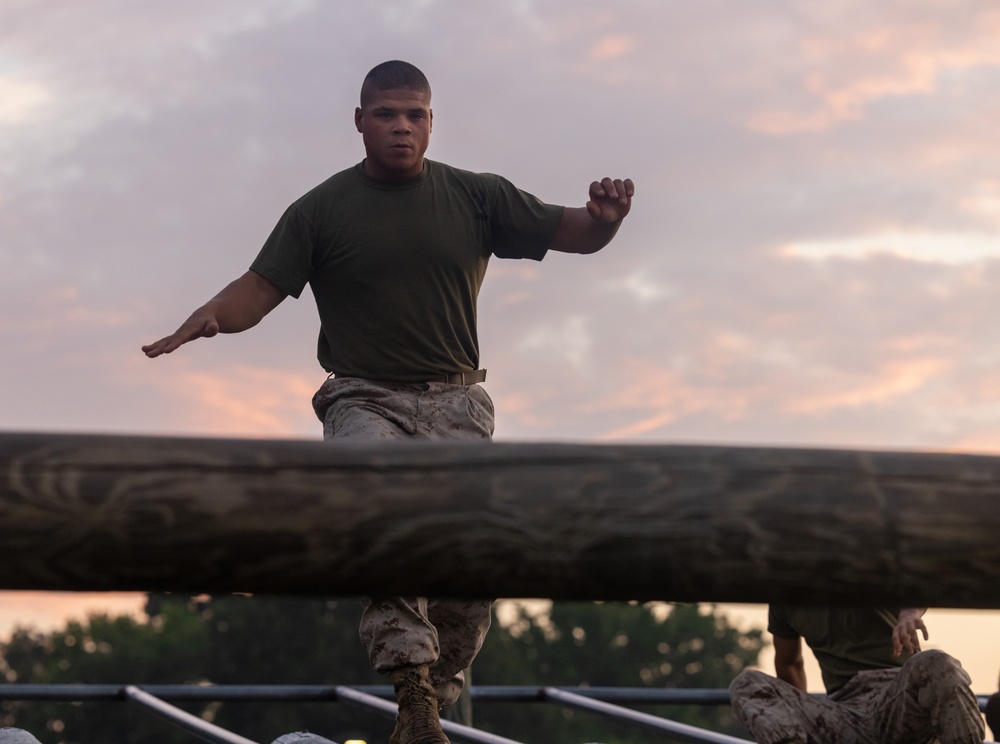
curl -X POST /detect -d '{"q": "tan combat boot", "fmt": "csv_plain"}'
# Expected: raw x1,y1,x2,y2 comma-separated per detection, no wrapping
388,664,450,744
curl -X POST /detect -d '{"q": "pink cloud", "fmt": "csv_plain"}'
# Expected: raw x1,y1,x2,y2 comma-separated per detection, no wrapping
783,357,951,414
590,34,634,61
746,16,1000,134
149,366,320,438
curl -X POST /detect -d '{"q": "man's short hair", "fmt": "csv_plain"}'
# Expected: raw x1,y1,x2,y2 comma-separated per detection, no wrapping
360,60,431,107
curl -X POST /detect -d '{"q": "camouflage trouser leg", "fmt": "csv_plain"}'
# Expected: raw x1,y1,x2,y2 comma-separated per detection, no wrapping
312,377,496,707
862,650,983,744
358,597,492,706
729,650,983,744
729,669,862,744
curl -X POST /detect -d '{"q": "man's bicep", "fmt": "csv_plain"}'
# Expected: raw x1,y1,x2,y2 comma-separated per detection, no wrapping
248,269,289,312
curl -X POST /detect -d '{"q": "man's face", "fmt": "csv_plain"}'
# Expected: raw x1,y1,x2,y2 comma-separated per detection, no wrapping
355,88,432,181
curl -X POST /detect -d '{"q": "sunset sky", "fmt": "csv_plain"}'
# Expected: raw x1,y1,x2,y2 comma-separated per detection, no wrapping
2,0,999,698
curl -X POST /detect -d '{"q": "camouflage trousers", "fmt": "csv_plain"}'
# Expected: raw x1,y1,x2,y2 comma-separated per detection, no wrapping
312,376,496,707
729,650,984,744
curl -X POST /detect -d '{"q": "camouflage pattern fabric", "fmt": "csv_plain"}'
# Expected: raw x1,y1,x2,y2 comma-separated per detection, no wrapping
729,649,984,744
312,377,495,707
313,376,495,441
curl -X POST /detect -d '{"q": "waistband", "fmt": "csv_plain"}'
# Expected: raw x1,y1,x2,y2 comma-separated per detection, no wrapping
425,369,487,385
328,369,487,386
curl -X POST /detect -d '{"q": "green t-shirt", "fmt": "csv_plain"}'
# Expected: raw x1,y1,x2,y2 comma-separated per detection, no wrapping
251,159,564,380
768,606,905,693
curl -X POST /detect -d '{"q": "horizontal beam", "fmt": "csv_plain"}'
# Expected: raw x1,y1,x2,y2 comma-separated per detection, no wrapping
3,432,1000,607
541,687,748,744
0,683,992,711
0,684,734,705
122,686,259,744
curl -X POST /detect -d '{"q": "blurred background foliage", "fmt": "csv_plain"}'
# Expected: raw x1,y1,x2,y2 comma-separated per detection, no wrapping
0,596,764,744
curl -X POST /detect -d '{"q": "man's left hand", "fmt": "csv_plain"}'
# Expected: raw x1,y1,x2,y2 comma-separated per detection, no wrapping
586,177,634,223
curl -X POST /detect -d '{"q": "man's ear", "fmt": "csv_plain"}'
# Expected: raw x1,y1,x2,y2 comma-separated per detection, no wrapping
429,108,433,132
355,106,363,133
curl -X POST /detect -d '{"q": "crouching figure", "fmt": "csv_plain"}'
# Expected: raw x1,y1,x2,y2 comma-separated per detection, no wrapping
729,606,983,744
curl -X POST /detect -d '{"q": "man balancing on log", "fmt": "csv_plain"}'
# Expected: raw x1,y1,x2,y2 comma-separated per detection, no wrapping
728,606,983,744
142,60,634,744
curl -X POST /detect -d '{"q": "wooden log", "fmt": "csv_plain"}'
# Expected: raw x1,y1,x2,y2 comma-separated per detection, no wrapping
2,432,1000,607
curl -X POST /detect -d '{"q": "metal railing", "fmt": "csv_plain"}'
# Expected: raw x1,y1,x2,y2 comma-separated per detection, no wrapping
1,684,996,744
0,684,751,744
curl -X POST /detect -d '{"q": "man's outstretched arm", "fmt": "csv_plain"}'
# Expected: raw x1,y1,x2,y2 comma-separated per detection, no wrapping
548,177,635,255
142,270,287,358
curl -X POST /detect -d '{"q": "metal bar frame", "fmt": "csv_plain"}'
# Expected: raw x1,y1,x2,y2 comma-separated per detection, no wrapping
0,684,750,744
541,687,749,744
0,684,994,744
0,684,733,704
121,685,259,744
0,684,991,711
333,686,522,744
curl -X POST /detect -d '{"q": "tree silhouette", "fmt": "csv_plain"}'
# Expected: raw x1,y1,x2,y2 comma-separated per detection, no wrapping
473,601,763,742
0,597,763,744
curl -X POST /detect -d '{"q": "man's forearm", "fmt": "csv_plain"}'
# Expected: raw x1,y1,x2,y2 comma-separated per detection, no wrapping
776,661,807,691
548,207,623,254
209,270,286,333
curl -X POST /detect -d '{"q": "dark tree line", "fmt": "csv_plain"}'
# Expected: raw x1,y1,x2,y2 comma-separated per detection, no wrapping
0,596,764,744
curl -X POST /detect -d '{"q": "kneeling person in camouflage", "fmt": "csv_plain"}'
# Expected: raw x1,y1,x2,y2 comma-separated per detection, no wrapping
729,606,982,744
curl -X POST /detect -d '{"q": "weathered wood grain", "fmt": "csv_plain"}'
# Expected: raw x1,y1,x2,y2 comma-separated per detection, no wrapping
2,432,999,607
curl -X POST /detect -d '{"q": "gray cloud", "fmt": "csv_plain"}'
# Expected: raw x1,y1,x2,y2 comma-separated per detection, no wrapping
2,0,1000,457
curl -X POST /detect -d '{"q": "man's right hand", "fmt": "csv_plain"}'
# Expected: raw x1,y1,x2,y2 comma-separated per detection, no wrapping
141,270,287,359
142,312,221,358
893,608,929,657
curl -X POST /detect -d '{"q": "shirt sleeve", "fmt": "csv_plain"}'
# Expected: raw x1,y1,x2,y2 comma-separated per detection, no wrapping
249,201,315,299
768,606,800,639
487,176,564,261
